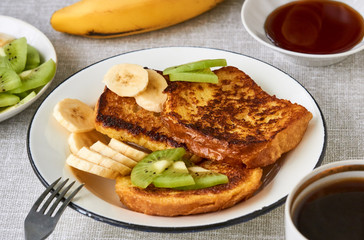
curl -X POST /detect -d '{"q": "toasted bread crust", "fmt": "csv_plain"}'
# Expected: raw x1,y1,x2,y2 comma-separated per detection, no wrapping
163,66,312,168
95,87,186,151
115,161,262,216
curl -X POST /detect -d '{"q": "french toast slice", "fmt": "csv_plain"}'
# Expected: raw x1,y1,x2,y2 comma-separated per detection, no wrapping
163,66,313,168
115,160,263,216
94,87,186,152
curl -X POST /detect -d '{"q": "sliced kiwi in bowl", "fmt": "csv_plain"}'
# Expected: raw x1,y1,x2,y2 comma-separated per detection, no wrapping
24,44,40,70
0,93,20,107
0,67,22,92
9,59,56,94
1,37,27,73
0,30,56,121
0,91,36,113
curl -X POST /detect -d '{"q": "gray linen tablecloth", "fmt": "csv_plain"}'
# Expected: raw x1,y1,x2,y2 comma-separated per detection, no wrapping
0,0,363,239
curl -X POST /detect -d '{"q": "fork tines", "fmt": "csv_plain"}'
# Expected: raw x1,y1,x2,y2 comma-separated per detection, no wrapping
31,178,84,217
25,178,84,239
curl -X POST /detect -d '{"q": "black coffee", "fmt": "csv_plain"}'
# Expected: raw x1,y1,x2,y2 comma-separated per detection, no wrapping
293,178,364,240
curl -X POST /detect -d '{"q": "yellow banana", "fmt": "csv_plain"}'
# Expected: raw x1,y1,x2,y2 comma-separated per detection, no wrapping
50,0,224,38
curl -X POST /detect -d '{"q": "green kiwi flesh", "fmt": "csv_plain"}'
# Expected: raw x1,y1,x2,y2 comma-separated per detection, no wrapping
131,148,186,188
9,59,56,94
152,161,195,188
25,44,40,70
1,91,36,112
163,59,227,75
169,68,218,83
0,56,12,69
176,168,229,190
0,36,56,113
2,37,27,73
0,93,20,107
0,67,21,92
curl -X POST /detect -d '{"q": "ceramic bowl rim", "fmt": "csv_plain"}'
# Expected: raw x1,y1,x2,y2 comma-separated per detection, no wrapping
241,0,364,59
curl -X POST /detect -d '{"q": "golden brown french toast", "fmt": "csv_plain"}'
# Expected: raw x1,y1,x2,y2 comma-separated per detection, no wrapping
163,66,312,168
115,160,262,216
94,87,186,152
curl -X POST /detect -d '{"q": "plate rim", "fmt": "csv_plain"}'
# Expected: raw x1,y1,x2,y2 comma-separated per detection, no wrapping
26,46,327,233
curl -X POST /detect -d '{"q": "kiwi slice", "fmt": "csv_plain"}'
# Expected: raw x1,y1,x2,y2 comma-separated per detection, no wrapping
0,93,20,107
0,55,12,69
0,67,22,92
10,59,56,94
15,91,31,99
152,161,195,188
131,148,186,188
163,59,227,75
24,44,40,70
2,37,27,73
169,68,218,83
177,166,229,190
1,91,36,112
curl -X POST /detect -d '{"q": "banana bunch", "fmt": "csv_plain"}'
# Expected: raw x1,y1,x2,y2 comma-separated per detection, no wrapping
50,0,224,38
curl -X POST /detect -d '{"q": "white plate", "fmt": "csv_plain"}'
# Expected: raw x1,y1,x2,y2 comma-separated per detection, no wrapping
0,15,57,122
27,47,326,232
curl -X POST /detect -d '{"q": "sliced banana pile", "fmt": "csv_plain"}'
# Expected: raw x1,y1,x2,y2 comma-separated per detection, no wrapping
103,63,168,112
53,98,148,179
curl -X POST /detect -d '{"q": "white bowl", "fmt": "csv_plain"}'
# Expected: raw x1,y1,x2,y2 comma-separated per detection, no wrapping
0,15,57,122
241,0,364,66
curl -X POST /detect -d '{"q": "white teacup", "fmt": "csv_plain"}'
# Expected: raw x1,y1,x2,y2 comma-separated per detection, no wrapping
285,160,364,240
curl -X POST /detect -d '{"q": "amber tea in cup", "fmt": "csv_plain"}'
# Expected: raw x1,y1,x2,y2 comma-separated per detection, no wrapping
264,0,364,54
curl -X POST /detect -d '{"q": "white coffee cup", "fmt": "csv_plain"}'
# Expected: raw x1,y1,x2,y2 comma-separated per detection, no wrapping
284,160,364,240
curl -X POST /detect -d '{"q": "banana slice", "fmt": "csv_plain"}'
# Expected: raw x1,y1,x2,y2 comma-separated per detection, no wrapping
0,33,15,47
90,141,137,168
108,138,148,161
103,63,148,97
76,147,131,175
68,130,110,155
53,98,95,133
66,154,119,179
188,166,210,173
134,69,168,112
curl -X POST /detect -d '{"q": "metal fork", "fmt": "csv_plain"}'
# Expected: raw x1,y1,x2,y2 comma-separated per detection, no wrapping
24,178,84,240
